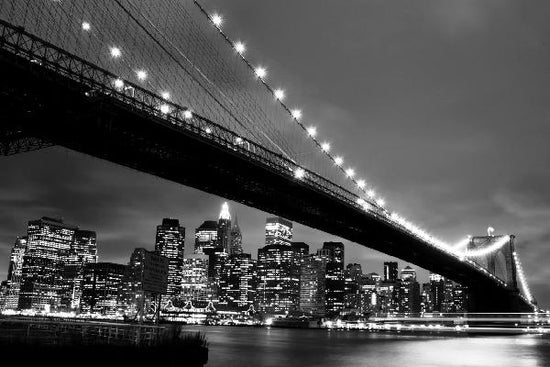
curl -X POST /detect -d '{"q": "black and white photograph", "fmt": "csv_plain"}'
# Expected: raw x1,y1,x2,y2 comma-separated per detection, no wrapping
0,1,549,366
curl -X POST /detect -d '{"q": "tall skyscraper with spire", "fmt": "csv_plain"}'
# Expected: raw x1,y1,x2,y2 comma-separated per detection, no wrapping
217,202,232,253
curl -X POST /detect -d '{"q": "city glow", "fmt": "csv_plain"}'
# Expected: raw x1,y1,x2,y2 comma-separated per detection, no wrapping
254,66,267,79
161,91,170,100
294,167,305,179
291,109,302,120
334,156,343,166
345,168,355,178
109,47,121,58
234,41,246,54
183,110,193,119
274,89,285,101
321,142,330,152
307,126,317,137
357,179,366,189
136,70,147,81
81,22,91,31
211,13,223,27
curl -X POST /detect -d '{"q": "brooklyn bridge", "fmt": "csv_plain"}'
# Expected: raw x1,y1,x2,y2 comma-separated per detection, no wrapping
0,0,536,312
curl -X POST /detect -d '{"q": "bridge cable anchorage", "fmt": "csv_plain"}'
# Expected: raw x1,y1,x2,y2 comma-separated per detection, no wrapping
191,0,469,254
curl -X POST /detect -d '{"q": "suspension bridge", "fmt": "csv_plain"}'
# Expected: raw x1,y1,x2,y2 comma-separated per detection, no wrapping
0,0,536,312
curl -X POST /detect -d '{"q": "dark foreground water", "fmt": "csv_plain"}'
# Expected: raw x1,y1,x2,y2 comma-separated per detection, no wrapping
185,326,550,367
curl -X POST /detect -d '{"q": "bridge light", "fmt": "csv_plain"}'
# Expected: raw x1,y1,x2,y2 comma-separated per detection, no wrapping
113,78,124,90
211,14,223,27
294,167,305,179
376,198,386,207
235,137,243,144
367,189,376,198
183,110,193,119
82,22,91,31
110,47,122,58
205,127,212,134
255,66,267,79
136,70,147,81
321,142,330,152
307,126,317,137
345,168,355,178
159,104,171,114
161,92,170,100
357,179,366,189
234,41,246,54
274,89,285,101
334,156,344,166
356,198,366,206
291,109,302,120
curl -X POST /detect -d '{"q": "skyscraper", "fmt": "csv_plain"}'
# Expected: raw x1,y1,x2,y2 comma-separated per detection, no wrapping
155,218,185,300
299,254,327,316
256,244,299,314
383,261,398,282
60,229,98,310
4,237,27,309
230,217,243,255
181,254,210,303
18,217,78,311
344,263,363,313
217,202,232,253
322,242,345,316
401,265,416,281
219,253,257,310
80,262,126,315
265,217,293,246
194,220,218,254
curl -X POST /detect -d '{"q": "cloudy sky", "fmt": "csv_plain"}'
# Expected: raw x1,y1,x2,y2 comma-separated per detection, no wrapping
1,0,550,304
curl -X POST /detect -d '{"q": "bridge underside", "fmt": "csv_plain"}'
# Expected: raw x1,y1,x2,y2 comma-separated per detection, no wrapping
0,47,532,312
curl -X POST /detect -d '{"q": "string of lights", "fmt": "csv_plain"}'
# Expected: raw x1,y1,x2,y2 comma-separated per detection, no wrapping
44,0,535,304
191,0,470,257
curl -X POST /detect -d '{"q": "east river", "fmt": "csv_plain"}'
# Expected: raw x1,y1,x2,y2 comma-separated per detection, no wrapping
186,326,550,367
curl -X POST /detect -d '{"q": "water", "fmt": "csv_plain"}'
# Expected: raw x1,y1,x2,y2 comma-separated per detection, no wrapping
185,326,550,367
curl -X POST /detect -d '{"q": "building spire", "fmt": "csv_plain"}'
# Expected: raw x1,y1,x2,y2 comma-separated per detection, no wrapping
219,202,231,220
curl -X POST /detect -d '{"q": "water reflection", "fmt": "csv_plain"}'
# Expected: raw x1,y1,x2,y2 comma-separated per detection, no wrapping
187,326,550,367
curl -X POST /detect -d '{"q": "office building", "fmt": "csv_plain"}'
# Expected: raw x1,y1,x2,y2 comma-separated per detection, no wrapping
194,220,218,254
265,217,293,246
80,262,126,315
155,218,185,300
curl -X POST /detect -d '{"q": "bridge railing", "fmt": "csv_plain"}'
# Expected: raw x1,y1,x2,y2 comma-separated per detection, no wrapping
0,19,513,290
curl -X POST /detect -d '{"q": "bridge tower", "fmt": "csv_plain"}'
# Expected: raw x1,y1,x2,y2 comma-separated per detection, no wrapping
467,234,518,290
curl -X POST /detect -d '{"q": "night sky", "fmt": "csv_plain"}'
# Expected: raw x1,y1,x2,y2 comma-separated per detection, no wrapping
1,0,550,305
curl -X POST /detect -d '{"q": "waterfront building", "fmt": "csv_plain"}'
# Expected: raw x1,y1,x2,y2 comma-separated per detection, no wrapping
155,218,185,301
18,217,78,311
299,254,327,316
256,244,299,314
3,236,27,309
398,278,421,314
383,261,398,282
219,253,257,310
80,262,126,315
217,202,232,253
194,220,218,254
60,229,98,310
323,242,345,316
265,217,293,246
181,254,210,303
344,263,363,313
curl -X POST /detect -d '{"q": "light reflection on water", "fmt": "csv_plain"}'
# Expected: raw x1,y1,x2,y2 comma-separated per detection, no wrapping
187,326,550,367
